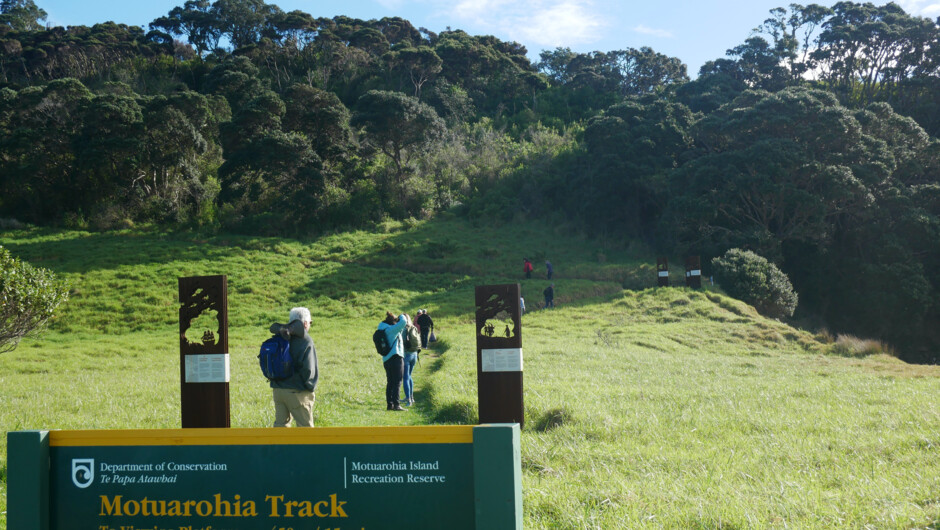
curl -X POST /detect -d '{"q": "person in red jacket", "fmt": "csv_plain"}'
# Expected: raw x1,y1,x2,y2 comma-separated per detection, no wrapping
523,258,533,279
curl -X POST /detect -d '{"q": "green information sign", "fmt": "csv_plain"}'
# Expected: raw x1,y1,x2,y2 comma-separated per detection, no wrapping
8,425,522,530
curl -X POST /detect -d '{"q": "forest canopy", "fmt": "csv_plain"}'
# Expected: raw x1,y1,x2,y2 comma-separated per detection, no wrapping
1,0,938,361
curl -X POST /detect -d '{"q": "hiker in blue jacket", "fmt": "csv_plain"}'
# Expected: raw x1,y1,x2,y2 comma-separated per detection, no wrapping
378,311,408,411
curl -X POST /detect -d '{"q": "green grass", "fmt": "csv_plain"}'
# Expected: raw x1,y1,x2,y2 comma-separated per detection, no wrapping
2,215,939,529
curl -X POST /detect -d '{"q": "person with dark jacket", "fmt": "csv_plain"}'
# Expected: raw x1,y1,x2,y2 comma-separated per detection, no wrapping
543,283,555,309
416,309,434,348
378,311,408,411
268,307,319,427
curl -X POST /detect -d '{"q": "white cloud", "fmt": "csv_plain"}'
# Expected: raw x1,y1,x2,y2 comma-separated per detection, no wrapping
922,3,940,15
895,0,940,17
633,24,673,39
454,0,512,21
445,0,606,48
517,2,605,47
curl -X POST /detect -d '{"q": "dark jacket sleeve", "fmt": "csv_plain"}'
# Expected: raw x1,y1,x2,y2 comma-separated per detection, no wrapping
295,335,318,392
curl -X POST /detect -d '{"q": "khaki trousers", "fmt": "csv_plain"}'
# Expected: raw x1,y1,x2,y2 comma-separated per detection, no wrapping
272,387,316,427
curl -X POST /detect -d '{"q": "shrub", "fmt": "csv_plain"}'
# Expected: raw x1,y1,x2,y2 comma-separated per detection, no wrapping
0,246,70,352
830,334,896,358
711,248,797,319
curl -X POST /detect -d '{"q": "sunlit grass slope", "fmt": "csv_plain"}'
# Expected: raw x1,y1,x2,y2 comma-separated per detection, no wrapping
1,214,938,529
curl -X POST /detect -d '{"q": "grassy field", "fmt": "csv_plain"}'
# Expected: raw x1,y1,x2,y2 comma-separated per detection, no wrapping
2,215,938,529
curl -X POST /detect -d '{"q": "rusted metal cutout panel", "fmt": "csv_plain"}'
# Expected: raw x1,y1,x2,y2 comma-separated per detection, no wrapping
475,284,522,347
657,257,669,287
475,284,524,429
178,275,230,428
179,275,229,355
685,255,702,289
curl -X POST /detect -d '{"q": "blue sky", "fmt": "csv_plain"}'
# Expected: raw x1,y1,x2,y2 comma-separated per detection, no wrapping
36,0,940,76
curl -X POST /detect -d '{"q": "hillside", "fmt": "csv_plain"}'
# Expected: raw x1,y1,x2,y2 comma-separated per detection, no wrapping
1,216,939,528
4,2,940,359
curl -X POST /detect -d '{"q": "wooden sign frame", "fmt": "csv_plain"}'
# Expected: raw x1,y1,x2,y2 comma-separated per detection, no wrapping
178,275,230,428
475,284,524,429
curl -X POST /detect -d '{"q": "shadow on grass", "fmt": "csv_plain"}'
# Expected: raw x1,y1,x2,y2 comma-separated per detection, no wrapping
422,351,445,374
2,229,251,274
531,407,573,432
427,338,450,354
430,400,477,424
415,376,478,425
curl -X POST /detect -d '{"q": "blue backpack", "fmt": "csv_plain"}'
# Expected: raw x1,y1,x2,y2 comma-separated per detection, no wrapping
258,334,294,380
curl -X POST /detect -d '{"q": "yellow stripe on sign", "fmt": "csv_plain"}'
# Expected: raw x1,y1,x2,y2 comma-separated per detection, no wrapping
49,426,474,447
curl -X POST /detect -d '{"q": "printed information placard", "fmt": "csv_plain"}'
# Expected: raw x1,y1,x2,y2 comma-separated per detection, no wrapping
183,353,230,383
481,348,523,372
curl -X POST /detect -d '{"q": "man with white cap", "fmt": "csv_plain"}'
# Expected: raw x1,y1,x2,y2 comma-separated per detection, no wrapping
268,307,319,426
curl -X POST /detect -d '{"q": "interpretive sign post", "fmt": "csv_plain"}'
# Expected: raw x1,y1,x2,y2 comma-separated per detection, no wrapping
657,257,669,287
7,425,522,529
178,275,230,428
476,284,524,428
685,256,702,289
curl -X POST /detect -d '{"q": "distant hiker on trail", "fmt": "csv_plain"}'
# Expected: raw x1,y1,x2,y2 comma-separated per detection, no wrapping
543,283,555,309
378,311,408,411
402,314,422,406
416,309,434,348
520,296,526,315
524,258,533,279
268,307,318,427
545,260,554,280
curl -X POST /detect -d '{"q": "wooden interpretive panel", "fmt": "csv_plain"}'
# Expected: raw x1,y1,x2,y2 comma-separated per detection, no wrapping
178,275,230,428
685,255,702,289
476,284,524,429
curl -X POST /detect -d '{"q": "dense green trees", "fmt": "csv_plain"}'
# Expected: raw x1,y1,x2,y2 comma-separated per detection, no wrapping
666,87,879,257
0,78,222,227
698,2,940,136
0,0,938,360
577,96,694,240
535,46,689,125
0,0,46,32
663,87,939,359
351,89,445,214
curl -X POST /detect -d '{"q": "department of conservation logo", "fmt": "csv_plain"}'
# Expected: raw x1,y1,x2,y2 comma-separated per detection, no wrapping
71,458,94,488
